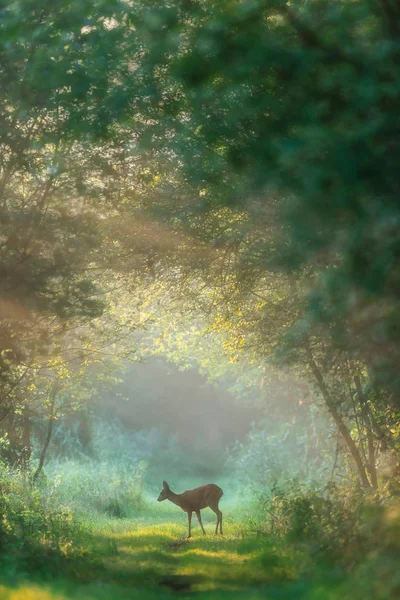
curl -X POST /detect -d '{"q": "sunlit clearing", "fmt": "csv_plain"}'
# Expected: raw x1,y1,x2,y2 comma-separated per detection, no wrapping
0,586,66,600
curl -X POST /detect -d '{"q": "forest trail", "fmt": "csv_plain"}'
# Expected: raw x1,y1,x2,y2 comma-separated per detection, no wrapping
0,519,310,600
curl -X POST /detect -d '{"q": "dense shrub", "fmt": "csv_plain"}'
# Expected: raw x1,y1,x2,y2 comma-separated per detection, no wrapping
259,481,400,572
0,465,92,577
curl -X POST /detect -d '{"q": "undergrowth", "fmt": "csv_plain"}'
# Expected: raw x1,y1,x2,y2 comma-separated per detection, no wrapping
0,465,94,579
254,481,400,598
0,460,399,599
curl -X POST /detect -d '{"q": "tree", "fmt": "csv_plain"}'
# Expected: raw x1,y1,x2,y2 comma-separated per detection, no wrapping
122,0,400,485
2,0,400,489
0,0,157,459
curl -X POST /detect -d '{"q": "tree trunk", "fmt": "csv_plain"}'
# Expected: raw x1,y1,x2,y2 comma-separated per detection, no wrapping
21,405,31,471
366,428,378,489
33,394,56,483
304,342,371,488
354,376,378,489
5,414,19,466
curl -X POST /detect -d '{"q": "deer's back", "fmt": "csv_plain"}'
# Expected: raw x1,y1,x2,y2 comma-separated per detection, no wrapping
180,483,223,511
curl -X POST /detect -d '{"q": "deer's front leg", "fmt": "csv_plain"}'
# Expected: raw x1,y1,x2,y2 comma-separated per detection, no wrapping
187,511,192,538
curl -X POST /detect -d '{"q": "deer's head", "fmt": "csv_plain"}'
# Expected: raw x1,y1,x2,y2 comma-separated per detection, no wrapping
157,481,170,501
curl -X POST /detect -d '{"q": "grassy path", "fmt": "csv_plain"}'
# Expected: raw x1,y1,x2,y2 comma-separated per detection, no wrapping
0,518,343,600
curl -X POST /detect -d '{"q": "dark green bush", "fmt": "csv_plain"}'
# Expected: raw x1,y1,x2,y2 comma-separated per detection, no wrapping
0,465,93,577
260,482,395,569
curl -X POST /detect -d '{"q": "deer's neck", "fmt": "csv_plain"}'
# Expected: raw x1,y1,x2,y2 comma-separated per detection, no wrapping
167,490,183,508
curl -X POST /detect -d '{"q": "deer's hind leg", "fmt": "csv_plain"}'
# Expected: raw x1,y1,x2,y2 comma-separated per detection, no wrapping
196,510,206,535
210,503,223,535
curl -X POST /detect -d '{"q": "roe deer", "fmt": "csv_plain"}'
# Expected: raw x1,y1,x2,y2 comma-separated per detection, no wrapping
157,481,223,538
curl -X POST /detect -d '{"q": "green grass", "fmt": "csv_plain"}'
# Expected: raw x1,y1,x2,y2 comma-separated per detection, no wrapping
0,490,399,600
0,498,351,600
0,515,304,600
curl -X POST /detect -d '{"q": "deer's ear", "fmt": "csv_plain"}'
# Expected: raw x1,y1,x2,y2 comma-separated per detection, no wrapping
163,481,169,489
